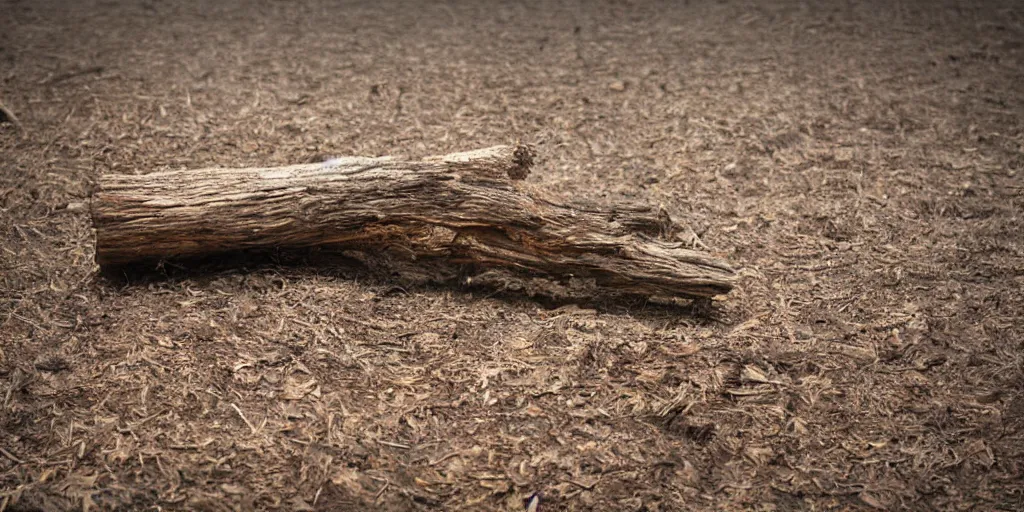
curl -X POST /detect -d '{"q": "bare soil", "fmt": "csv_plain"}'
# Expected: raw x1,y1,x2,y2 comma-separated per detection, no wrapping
2,0,1023,510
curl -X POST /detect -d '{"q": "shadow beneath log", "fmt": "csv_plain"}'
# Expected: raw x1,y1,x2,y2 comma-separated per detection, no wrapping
96,245,722,319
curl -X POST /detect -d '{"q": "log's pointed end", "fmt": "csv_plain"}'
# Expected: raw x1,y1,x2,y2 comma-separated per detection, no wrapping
508,144,535,181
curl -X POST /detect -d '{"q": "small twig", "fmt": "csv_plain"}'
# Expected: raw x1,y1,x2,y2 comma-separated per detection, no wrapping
130,408,168,428
3,383,15,410
38,65,104,86
230,403,258,435
168,439,215,450
0,446,24,464
428,451,462,466
390,86,405,123
0,101,22,131
374,479,390,502
339,315,385,330
377,440,411,449
10,313,49,333
140,355,170,372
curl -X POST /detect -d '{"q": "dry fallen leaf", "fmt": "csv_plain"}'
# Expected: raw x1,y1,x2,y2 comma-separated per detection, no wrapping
221,483,246,495
790,417,808,435
744,446,774,465
331,467,371,496
282,377,318,400
860,491,888,509
524,404,544,417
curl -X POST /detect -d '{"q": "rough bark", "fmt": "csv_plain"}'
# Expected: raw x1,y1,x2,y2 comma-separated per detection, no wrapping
90,145,736,298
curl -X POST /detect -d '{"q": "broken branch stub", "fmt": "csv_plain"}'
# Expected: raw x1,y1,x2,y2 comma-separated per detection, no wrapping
90,145,736,298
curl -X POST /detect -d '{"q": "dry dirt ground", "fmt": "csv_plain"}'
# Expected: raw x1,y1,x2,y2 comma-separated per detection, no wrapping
2,0,1023,510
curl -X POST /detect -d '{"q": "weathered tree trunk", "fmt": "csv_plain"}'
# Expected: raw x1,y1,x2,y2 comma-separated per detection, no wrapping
90,145,736,298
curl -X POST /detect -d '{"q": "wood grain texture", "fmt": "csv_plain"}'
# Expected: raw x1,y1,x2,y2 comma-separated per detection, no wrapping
91,145,736,298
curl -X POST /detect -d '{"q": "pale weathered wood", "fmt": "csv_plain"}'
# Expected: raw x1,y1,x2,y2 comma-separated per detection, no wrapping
90,145,736,298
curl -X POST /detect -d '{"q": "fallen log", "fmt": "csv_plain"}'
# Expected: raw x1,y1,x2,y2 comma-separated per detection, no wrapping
90,145,736,298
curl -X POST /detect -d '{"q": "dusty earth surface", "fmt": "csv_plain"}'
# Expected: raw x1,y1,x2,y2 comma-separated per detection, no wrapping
2,0,1023,510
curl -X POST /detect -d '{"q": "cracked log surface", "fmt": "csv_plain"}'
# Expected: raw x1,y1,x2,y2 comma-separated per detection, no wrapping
91,145,736,298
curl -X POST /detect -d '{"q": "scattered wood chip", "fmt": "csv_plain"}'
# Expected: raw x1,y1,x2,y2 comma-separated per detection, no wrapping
833,343,877,363
860,491,889,510
740,365,770,384
221,483,247,495
65,202,87,213
34,354,71,373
